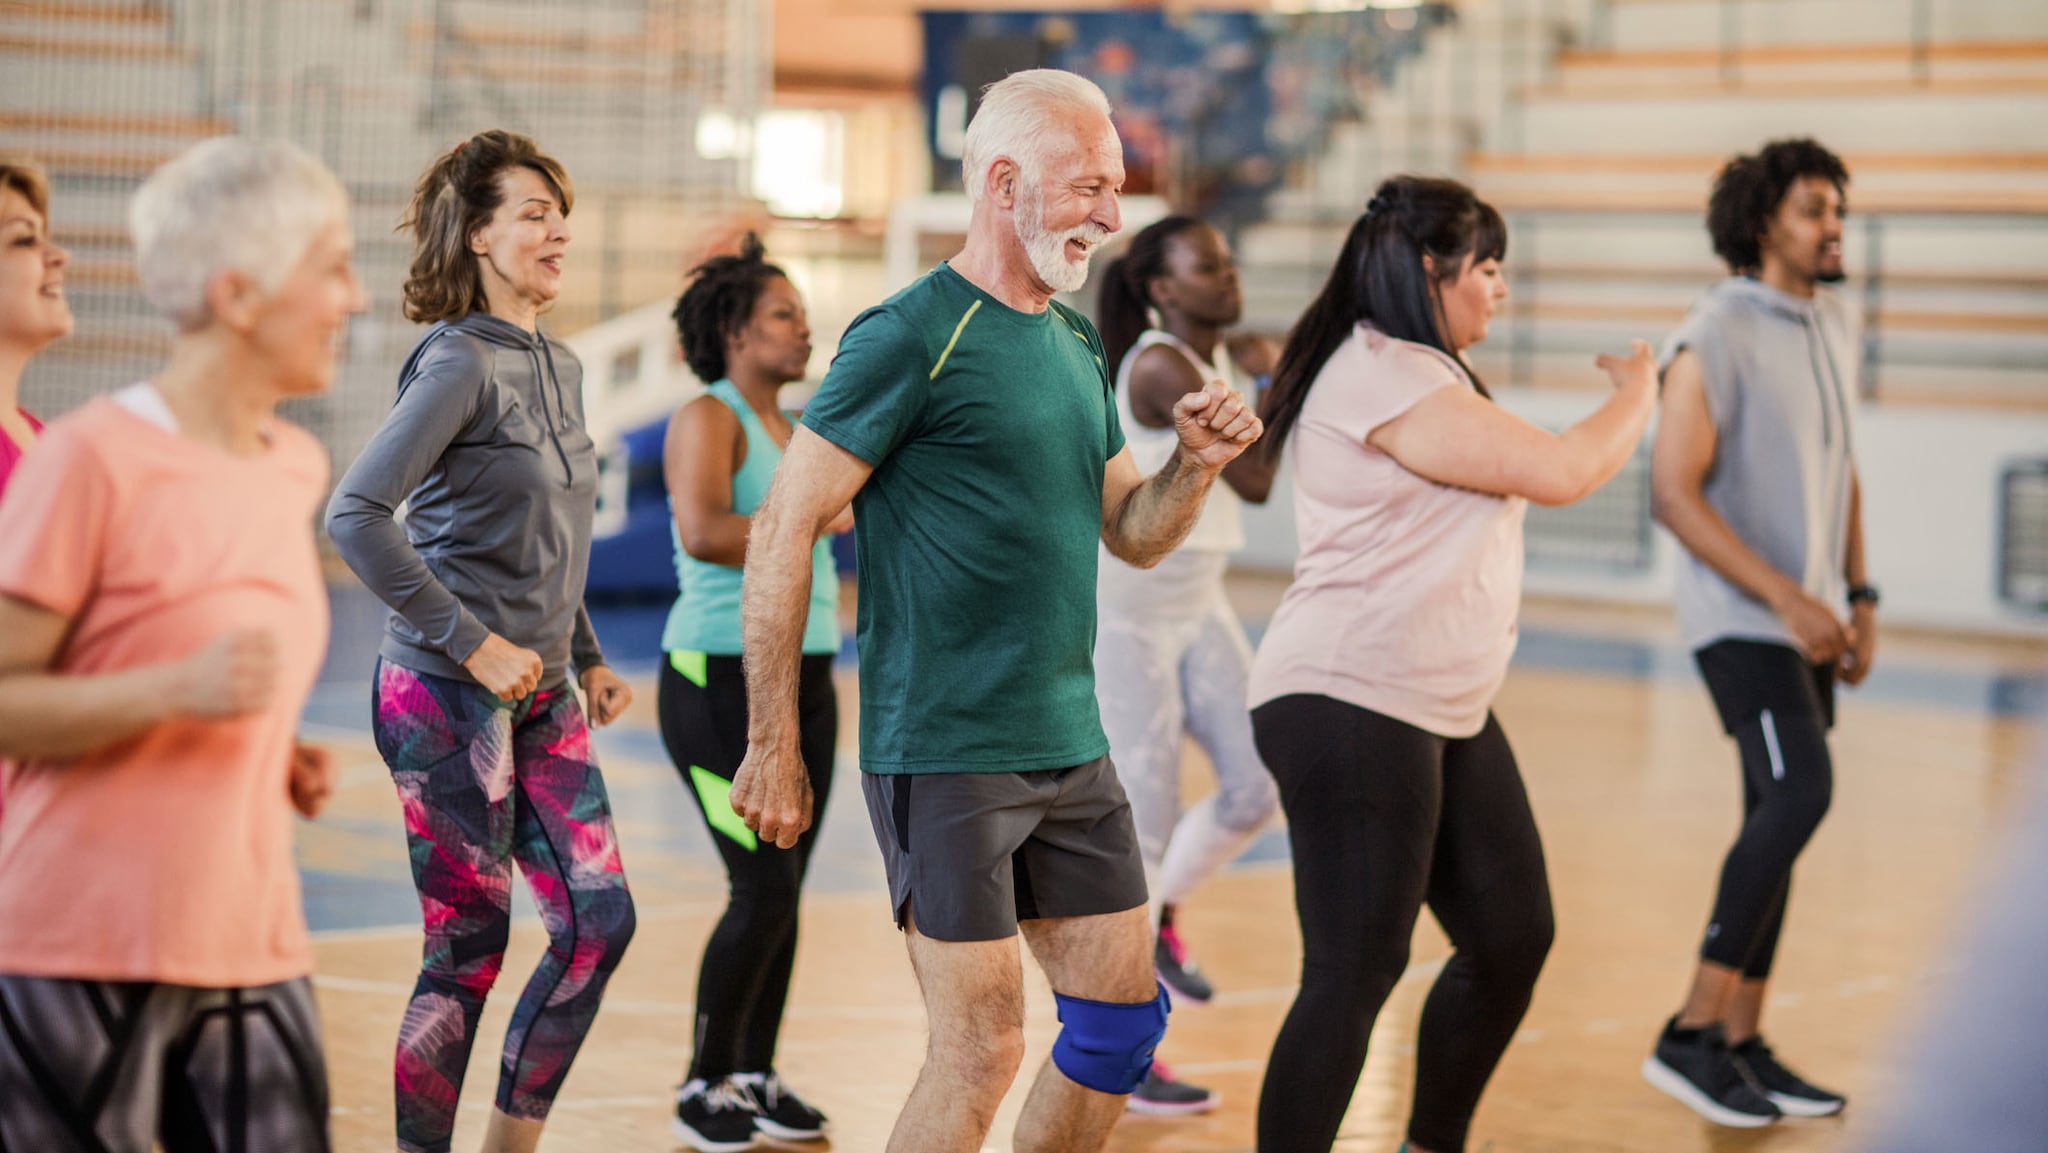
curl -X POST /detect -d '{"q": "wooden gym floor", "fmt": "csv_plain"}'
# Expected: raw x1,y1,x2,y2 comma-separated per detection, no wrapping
297,579,2046,1152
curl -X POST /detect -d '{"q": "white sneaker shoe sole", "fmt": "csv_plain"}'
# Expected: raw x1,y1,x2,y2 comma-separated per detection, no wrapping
670,1115,760,1152
755,1115,828,1140
1124,1089,1220,1116
1641,1056,1779,1128
1769,1091,1846,1117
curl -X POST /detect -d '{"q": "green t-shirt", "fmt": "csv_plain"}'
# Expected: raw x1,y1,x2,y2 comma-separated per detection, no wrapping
801,264,1126,774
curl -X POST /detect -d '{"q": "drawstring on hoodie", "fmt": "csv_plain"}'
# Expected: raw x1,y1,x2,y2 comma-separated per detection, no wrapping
399,314,579,488
1804,315,1852,458
534,333,574,487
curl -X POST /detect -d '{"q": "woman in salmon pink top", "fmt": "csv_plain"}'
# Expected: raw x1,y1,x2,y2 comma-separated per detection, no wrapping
1246,176,1658,1153
0,137,365,1153
0,157,69,501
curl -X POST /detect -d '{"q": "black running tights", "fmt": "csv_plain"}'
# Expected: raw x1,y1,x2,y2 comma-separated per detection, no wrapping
658,651,836,1083
1694,639,1835,979
1252,695,1554,1153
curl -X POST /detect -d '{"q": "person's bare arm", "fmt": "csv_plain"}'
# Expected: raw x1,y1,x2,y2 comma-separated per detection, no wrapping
289,742,334,819
1226,332,1281,380
729,426,873,849
1124,344,1276,503
1650,349,1851,664
1220,436,1279,504
1840,471,1876,684
0,595,276,760
1123,343,1194,431
1372,342,1657,507
1101,379,1262,567
664,396,752,566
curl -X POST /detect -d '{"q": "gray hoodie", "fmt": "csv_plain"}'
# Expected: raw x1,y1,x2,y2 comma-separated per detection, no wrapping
328,311,604,686
1659,277,1859,653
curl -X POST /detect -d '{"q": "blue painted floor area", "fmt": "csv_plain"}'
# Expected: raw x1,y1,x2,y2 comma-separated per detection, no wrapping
302,865,437,936
301,583,2042,935
1240,619,2048,720
1517,627,2048,718
316,587,853,699
320,582,2046,720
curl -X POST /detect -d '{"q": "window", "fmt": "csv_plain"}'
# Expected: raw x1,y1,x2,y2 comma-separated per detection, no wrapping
752,109,845,219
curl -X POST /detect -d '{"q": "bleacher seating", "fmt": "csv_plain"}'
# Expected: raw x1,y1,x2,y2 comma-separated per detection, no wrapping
5,0,758,473
1234,0,2048,410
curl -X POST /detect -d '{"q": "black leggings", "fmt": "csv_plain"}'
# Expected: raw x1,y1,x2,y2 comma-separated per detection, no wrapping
658,651,836,1082
1695,640,1835,979
1252,695,1554,1153
0,975,330,1153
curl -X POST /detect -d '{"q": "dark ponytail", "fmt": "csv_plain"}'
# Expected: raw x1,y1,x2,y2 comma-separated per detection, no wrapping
1261,176,1507,457
1098,214,1205,382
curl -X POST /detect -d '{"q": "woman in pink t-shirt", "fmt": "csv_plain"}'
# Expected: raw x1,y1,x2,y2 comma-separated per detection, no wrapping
1245,176,1657,1153
0,157,69,501
0,138,365,1153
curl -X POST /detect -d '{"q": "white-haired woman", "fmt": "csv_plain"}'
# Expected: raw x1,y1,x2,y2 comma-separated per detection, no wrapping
0,157,69,502
0,136,364,1153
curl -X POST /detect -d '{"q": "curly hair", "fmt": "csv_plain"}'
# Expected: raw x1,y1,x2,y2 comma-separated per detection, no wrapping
1097,215,1205,379
1707,138,1849,275
672,232,787,384
399,129,573,324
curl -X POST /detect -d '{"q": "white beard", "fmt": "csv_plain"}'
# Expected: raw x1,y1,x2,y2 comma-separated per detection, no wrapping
1016,185,1106,294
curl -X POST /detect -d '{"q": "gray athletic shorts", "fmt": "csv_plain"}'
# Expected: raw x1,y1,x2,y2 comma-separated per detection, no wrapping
861,755,1150,942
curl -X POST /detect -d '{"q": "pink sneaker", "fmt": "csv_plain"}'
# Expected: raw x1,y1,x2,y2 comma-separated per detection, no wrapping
1155,923,1216,1004
1127,1060,1218,1115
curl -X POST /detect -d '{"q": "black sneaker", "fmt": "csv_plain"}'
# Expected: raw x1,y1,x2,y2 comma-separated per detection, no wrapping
1125,1060,1219,1116
1730,1037,1847,1117
1641,1018,1781,1128
1155,922,1215,1005
734,1070,828,1140
672,1076,763,1152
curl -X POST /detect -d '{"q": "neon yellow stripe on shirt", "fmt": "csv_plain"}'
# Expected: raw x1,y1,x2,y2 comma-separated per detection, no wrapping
929,300,983,381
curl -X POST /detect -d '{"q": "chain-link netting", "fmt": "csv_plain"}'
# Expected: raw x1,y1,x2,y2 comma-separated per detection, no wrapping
6,0,762,477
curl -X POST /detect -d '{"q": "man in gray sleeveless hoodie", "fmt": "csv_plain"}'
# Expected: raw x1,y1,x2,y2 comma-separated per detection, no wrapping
1642,138,1874,1128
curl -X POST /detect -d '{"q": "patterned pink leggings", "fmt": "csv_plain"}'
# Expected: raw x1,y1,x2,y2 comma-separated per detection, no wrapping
372,660,637,1153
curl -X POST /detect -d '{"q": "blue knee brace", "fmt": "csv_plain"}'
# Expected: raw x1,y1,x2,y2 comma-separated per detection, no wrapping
1050,983,1170,1095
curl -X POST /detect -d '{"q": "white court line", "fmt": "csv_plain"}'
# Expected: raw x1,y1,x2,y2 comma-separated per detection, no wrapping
1165,1057,1267,1076
314,955,1453,1025
314,974,924,1023
309,897,732,943
338,1096,699,1117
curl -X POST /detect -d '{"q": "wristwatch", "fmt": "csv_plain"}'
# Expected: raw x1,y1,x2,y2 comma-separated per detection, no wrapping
1847,583,1881,609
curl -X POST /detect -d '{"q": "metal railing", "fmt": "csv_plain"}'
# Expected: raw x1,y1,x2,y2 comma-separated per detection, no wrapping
1489,207,2048,405
1583,0,2031,84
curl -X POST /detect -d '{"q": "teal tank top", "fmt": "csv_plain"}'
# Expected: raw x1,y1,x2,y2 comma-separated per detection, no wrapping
661,380,840,656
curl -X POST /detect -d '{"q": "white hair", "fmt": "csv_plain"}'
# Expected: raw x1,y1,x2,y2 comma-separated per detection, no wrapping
130,136,348,331
961,69,1113,203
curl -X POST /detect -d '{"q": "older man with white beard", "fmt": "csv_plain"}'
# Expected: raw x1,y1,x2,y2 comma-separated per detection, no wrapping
727,69,1263,1153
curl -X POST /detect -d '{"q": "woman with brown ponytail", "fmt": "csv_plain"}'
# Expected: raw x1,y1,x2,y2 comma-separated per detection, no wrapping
327,130,636,1153
1247,176,1657,1153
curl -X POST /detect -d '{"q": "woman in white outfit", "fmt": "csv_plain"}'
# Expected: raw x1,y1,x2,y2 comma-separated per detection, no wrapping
1092,215,1282,1115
